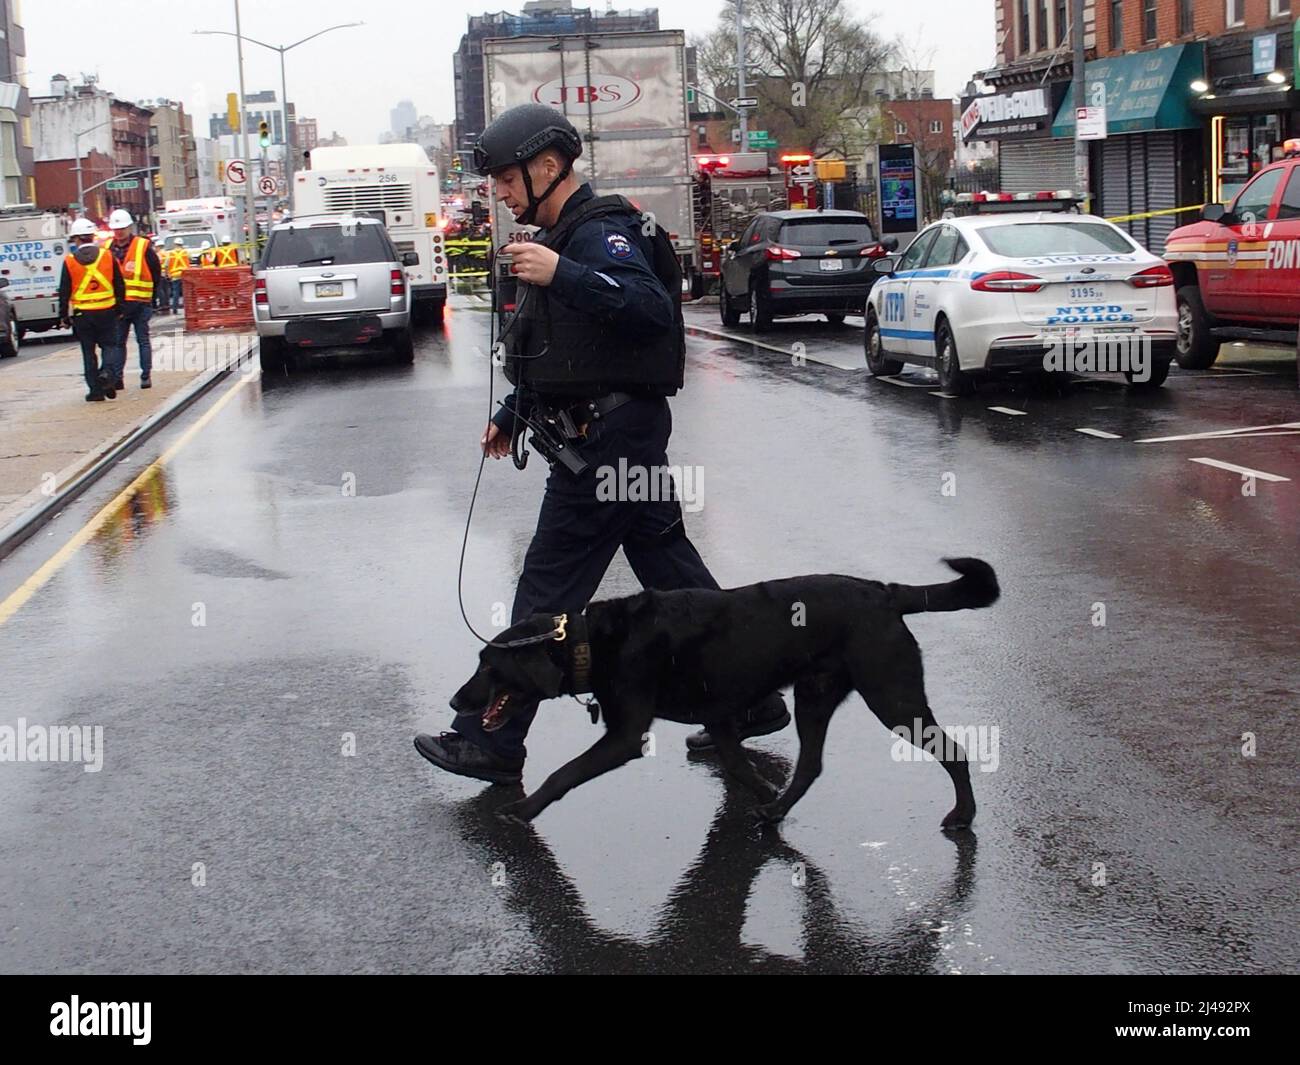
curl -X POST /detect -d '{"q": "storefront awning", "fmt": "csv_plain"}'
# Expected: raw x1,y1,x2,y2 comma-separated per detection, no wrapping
1051,43,1205,136
1191,84,1297,116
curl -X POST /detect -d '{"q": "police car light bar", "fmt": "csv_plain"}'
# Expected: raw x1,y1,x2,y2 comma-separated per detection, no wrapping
954,189,1080,213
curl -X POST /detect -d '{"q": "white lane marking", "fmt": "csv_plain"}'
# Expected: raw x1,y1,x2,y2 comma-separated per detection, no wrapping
1137,421,1300,444
988,406,1027,416
685,325,861,370
929,391,960,398
875,374,937,388
1075,427,1121,439
1190,457,1290,482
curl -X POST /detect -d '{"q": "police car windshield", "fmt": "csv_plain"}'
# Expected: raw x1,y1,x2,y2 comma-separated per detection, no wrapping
173,233,215,250
264,224,393,268
981,223,1135,257
778,219,875,245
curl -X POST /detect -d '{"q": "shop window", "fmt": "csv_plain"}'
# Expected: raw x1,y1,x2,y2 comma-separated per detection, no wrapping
1277,169,1300,221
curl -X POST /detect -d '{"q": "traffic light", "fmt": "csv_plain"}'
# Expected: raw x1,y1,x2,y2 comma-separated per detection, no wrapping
452,155,462,172
153,172,163,189
258,120,270,149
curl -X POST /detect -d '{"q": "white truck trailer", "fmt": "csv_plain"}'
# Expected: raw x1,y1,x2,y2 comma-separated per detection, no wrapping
482,29,697,316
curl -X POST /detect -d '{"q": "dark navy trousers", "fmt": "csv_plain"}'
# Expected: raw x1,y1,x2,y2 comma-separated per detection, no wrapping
454,395,718,758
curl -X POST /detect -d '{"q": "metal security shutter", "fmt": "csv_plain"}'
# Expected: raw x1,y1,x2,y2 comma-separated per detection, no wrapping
1100,133,1179,254
998,139,1075,192
1143,133,1178,254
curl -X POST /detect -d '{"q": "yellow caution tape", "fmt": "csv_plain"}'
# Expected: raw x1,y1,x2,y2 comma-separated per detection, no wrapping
1103,203,1205,224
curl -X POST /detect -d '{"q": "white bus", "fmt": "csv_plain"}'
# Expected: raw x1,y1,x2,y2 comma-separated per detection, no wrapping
293,144,448,320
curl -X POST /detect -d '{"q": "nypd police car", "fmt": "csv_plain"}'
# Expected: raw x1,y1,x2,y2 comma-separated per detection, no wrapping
864,192,1179,392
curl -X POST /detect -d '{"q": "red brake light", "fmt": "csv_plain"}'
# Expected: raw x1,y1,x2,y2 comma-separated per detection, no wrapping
859,244,886,258
970,271,1045,292
391,269,405,295
1128,264,1173,288
765,245,802,261
254,278,268,305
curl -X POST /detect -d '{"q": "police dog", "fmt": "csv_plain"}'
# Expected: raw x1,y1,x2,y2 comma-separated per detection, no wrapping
450,558,998,827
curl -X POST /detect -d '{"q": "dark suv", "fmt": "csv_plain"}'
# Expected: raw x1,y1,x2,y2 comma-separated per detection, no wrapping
719,209,896,328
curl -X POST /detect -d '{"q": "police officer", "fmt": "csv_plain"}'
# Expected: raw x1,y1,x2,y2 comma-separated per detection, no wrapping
58,217,125,402
414,104,788,785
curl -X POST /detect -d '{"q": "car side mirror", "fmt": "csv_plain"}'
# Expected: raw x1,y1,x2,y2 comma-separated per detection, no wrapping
1201,203,1228,224
871,257,897,276
401,252,419,267
881,237,899,252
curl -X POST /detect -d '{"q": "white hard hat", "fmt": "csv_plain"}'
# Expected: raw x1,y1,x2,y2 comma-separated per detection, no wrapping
200,240,211,249
108,208,134,230
69,218,98,237
173,236,185,245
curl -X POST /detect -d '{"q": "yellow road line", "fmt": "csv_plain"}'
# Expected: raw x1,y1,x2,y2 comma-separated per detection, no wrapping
0,371,256,628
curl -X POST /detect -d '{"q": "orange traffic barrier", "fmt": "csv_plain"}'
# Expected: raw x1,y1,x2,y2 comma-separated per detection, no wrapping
181,266,255,332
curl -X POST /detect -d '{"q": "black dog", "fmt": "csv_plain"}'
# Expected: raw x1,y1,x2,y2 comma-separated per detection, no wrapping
449,558,999,827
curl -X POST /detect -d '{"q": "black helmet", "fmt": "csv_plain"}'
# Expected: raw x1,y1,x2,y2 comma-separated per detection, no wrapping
472,104,582,176
472,104,582,226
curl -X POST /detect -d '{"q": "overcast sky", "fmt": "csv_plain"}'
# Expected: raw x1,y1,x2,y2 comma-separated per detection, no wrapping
23,0,995,143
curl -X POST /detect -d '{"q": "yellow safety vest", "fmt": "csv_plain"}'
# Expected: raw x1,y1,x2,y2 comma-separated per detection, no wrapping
65,247,117,312
119,236,154,302
165,248,187,279
214,245,239,268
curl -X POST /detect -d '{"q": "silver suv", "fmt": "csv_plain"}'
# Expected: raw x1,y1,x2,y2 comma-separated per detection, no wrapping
253,214,417,371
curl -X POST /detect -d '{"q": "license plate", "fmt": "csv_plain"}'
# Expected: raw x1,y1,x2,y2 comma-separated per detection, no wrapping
315,282,344,297
819,259,844,271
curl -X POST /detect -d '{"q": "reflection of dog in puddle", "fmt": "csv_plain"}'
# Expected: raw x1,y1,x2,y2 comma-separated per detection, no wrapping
450,750,979,974
449,559,999,829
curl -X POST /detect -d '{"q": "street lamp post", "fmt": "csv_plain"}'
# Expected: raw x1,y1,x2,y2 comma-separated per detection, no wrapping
194,19,363,209
73,117,125,216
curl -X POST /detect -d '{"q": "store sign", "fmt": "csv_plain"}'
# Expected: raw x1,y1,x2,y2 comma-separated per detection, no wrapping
960,82,1068,142
1253,34,1277,76
878,143,917,235
1077,105,1108,141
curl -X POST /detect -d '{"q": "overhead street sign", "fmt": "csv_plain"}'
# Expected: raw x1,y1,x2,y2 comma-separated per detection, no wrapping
106,179,139,191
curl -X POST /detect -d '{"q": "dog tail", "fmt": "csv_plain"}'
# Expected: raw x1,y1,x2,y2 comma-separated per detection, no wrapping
889,557,1000,615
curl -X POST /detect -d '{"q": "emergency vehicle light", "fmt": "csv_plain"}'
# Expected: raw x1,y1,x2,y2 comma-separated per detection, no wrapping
1127,264,1174,288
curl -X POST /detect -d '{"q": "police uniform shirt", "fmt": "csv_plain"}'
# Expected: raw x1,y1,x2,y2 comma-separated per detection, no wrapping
492,183,675,433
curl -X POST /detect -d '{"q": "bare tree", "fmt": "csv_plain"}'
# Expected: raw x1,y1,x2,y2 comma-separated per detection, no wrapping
690,0,896,156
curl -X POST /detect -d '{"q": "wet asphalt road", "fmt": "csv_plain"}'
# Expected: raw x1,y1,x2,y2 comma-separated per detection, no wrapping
0,294,1297,974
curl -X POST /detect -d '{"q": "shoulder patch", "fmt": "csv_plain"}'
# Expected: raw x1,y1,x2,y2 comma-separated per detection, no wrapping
604,231,634,260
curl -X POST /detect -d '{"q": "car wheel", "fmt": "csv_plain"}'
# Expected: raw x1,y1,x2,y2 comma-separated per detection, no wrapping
259,335,287,374
1125,358,1171,389
392,326,415,363
1174,285,1220,369
749,283,773,330
935,319,971,395
864,311,904,376
825,312,845,326
719,282,741,326
0,313,17,357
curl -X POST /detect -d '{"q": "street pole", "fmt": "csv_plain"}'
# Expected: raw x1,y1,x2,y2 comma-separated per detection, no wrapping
234,0,258,246
1072,0,1090,213
736,0,748,145
279,47,293,194
74,130,84,215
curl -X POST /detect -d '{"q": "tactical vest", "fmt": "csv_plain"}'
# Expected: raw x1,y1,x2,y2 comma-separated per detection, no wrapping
504,194,685,398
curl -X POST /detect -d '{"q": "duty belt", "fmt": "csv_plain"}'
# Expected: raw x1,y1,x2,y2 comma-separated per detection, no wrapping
539,390,637,441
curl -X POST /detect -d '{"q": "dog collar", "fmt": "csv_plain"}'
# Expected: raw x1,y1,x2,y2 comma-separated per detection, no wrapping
564,611,593,695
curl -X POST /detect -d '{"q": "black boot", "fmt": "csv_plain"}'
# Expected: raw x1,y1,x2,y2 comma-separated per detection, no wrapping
686,692,790,751
414,732,523,785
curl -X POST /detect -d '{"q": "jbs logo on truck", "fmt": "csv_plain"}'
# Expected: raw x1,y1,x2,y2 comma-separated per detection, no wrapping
533,77,641,114
1045,305,1136,324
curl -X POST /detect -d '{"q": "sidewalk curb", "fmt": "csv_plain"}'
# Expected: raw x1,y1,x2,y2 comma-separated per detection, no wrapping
0,335,258,562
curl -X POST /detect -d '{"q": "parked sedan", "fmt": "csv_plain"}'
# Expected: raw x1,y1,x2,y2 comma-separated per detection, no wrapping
253,214,417,372
719,209,896,328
